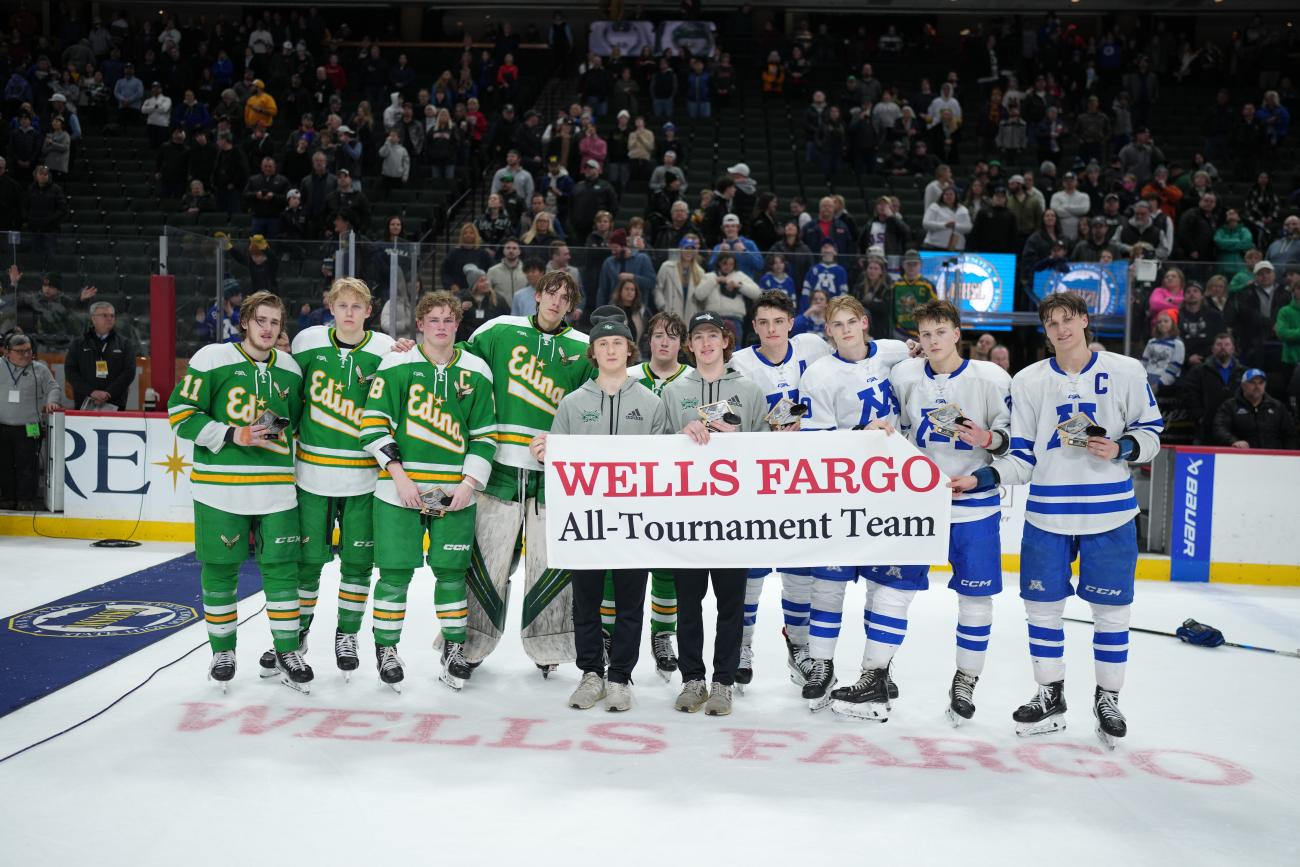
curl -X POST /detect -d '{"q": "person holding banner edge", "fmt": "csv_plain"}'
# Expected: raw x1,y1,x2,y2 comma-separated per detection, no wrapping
531,306,669,712
891,300,1012,726
662,311,769,716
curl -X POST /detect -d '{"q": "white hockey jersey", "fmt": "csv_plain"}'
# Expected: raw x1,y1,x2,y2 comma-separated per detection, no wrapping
801,339,911,431
992,351,1164,535
731,332,832,415
893,357,1012,522
1140,337,1185,388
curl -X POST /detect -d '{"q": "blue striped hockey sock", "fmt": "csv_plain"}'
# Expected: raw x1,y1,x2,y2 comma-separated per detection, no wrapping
1091,601,1131,692
862,583,916,670
955,594,994,675
1024,599,1067,684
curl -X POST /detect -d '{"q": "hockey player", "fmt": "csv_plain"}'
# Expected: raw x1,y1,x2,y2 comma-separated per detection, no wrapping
531,309,670,712
359,291,496,691
662,311,770,716
618,310,692,679
950,291,1163,748
881,299,1012,725
799,296,910,712
459,269,593,674
728,290,831,689
167,291,309,692
252,278,395,682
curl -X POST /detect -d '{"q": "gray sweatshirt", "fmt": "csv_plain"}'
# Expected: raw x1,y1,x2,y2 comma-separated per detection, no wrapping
1,358,61,425
551,376,669,437
661,366,769,433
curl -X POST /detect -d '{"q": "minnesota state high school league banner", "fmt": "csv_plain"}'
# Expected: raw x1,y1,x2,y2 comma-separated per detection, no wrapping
544,431,952,570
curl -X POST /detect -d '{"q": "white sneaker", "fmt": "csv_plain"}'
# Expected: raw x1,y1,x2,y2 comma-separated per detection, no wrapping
568,671,606,709
605,681,632,712
704,682,733,716
674,679,709,713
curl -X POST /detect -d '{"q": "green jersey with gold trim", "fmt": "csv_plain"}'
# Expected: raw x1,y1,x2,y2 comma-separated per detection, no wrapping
359,345,497,508
291,325,395,496
628,361,692,397
167,342,303,515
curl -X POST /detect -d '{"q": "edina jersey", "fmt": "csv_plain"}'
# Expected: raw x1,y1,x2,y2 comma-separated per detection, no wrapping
628,361,692,397
359,345,497,508
167,342,303,515
460,314,592,501
290,326,395,497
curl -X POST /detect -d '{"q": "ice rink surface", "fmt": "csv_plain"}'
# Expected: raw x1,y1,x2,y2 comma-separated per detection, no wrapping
1,536,1297,866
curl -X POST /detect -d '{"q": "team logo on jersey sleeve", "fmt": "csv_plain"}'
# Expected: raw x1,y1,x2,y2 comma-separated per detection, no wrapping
8,601,198,638
933,254,1005,314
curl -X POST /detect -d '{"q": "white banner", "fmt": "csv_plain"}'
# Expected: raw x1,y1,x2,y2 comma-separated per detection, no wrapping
544,431,951,570
587,21,656,57
63,411,196,525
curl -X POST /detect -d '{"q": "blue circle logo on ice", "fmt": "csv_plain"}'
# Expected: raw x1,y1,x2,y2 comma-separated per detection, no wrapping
8,600,198,638
932,254,1004,314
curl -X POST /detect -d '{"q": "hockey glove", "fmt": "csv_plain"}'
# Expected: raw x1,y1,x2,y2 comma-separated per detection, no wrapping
1176,619,1225,648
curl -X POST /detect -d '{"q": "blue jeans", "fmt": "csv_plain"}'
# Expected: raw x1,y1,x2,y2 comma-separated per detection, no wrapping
652,98,674,118
431,163,457,180
250,216,279,239
687,100,712,118
585,97,607,118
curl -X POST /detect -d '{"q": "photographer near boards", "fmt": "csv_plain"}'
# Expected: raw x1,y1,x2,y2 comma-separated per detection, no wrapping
65,300,136,410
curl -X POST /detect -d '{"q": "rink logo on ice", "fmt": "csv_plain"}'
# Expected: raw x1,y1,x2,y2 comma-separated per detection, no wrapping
1170,453,1215,582
8,601,198,638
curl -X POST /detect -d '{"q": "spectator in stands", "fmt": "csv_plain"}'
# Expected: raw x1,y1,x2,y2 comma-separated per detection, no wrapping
153,126,189,199
0,333,61,510
995,105,1028,165
708,214,763,279
1236,260,1288,367
243,156,289,239
761,52,785,96
113,62,143,125
488,238,527,307
1179,281,1226,366
578,123,607,173
611,70,640,121
1212,368,1298,450
377,130,410,191
426,108,460,180
651,57,676,119
243,78,277,131
441,223,495,296
174,89,211,133
1182,332,1243,442
1141,165,1183,220
627,116,654,183
456,264,510,341
1276,269,1300,370
792,286,829,338
475,193,515,250
324,169,371,235
1266,215,1300,271
64,300,135,410
0,159,22,231
654,235,706,321
1243,172,1280,243
40,117,71,182
7,112,42,187
749,193,781,253
1118,127,1164,186
890,250,939,340
771,219,814,291
1120,201,1171,260
569,159,618,245
141,81,172,148
299,150,336,234
1214,209,1255,278
1142,310,1185,392
1006,174,1043,241
510,259,546,318
1256,90,1290,150
579,54,610,118
228,234,278,292
970,185,1020,253
802,242,849,311
612,276,647,346
180,179,215,215
279,189,307,242
728,163,757,232
856,256,893,339
1022,208,1062,270
922,186,972,251
1049,171,1091,242
595,228,655,309
760,253,796,302
1176,191,1222,272
686,58,712,119
1204,273,1238,330
695,252,760,339
13,267,91,353
1149,267,1186,324
801,195,854,258
211,132,249,217
24,166,66,264
1073,218,1123,262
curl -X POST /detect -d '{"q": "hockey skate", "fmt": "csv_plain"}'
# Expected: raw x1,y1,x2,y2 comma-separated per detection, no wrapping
568,671,606,709
375,645,405,694
1013,681,1067,736
651,631,678,682
1093,686,1127,750
830,667,891,722
536,663,559,679
334,631,359,680
801,658,837,712
259,629,309,679
275,649,314,695
784,627,813,687
440,641,473,691
946,670,980,727
734,642,753,694
208,650,237,692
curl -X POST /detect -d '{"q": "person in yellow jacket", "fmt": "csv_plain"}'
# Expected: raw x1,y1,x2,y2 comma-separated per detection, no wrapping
244,79,278,130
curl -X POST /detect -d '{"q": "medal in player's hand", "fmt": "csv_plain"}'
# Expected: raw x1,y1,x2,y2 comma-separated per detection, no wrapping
764,396,807,430
419,486,453,517
1056,412,1107,448
699,399,742,431
926,404,970,438
255,409,290,438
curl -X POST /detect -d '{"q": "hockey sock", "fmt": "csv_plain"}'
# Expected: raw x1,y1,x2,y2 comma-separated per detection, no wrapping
1024,599,1068,685
335,560,373,634
434,569,469,644
649,571,677,635
741,571,767,645
601,571,616,636
200,563,240,652
296,563,322,633
862,583,916,670
780,571,813,645
372,569,412,647
955,595,995,675
807,578,847,660
1090,601,1131,692
262,562,302,653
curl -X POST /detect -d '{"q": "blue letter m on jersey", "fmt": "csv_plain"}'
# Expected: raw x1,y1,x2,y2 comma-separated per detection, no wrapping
857,382,898,426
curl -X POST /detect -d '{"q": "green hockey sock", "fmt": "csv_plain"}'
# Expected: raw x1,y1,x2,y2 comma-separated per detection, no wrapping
601,569,617,635
336,561,373,635
650,571,677,635
200,563,241,652
262,562,302,653
297,563,323,634
373,569,411,647
434,569,468,644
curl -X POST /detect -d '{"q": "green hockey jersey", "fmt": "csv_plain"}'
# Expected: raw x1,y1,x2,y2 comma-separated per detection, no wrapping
291,325,396,497
359,345,497,508
459,314,593,500
627,361,693,397
167,342,303,515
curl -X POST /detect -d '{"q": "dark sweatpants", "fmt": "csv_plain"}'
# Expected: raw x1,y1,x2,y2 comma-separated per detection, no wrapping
572,568,647,684
0,424,40,502
675,568,747,686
